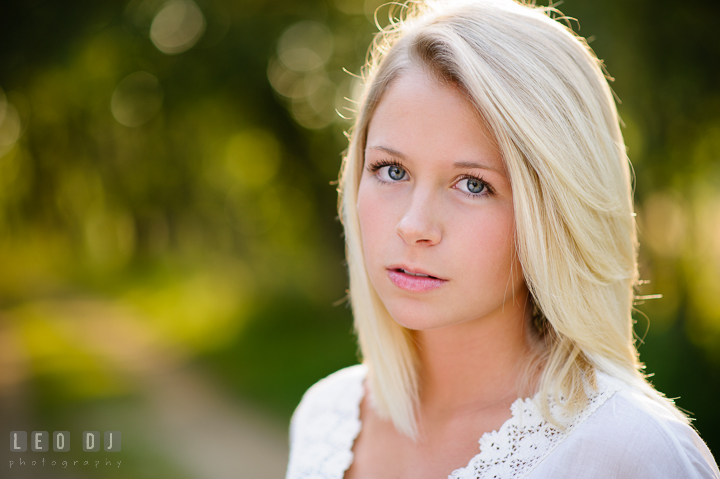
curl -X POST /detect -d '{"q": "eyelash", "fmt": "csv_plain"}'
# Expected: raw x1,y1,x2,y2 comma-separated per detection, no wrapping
366,159,495,198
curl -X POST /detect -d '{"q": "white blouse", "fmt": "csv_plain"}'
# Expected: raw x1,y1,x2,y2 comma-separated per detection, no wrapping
285,364,719,479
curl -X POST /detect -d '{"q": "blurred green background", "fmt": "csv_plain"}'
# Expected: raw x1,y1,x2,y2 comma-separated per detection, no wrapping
0,0,717,476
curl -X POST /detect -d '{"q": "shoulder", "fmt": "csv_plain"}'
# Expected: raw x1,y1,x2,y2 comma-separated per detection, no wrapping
289,363,367,439
535,376,720,479
297,363,368,404
286,364,367,478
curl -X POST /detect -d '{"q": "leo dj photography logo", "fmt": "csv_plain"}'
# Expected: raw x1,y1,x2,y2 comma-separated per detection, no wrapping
9,431,121,470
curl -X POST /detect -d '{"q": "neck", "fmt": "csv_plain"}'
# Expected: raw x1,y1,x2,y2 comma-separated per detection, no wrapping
412,292,537,416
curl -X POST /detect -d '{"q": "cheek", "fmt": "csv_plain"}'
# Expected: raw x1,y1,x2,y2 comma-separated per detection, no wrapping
357,180,395,252
455,208,519,287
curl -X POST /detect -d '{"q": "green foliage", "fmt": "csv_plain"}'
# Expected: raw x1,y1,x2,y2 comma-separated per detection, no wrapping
200,293,358,419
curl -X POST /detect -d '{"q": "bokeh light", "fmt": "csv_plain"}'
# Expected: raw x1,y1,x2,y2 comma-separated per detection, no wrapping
111,71,164,127
278,21,334,73
0,87,21,157
150,0,205,54
268,21,342,130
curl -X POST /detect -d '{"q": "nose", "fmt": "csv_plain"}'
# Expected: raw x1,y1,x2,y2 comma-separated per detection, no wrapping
395,190,442,246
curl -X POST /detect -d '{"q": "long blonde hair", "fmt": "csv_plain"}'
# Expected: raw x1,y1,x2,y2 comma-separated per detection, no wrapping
337,0,687,440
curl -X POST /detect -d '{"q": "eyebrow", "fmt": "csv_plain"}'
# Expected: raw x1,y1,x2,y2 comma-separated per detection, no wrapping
367,145,503,175
368,145,407,160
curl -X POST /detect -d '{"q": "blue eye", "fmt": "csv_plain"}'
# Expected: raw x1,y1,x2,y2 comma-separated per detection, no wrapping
455,176,492,198
387,165,406,181
369,160,408,182
465,178,485,194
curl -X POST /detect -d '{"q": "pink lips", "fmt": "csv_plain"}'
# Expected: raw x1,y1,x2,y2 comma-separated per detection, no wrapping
387,267,448,292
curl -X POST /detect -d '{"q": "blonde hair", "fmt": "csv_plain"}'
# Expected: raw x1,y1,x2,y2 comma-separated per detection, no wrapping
337,0,687,439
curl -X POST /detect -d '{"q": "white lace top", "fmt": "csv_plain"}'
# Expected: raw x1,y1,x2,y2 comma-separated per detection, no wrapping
286,364,719,479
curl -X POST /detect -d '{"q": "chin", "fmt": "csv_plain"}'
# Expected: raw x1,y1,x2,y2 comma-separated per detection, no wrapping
384,301,454,331
390,315,437,331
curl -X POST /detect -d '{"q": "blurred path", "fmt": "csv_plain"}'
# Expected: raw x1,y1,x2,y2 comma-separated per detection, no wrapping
141,364,289,479
0,298,290,479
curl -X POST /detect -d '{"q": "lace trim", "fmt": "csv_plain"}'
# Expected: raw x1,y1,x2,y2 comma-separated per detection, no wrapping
448,372,622,479
286,365,622,479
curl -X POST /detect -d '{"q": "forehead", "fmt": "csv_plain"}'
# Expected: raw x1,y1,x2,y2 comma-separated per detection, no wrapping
365,66,503,173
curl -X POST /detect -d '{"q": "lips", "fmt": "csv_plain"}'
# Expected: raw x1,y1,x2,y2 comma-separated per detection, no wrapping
388,265,445,279
387,265,447,292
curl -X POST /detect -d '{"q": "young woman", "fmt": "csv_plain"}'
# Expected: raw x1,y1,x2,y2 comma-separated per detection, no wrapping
285,0,720,477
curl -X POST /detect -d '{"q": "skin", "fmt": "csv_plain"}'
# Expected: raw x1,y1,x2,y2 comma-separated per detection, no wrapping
345,65,536,479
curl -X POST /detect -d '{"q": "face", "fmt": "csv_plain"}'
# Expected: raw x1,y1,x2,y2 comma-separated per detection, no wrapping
357,66,528,331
